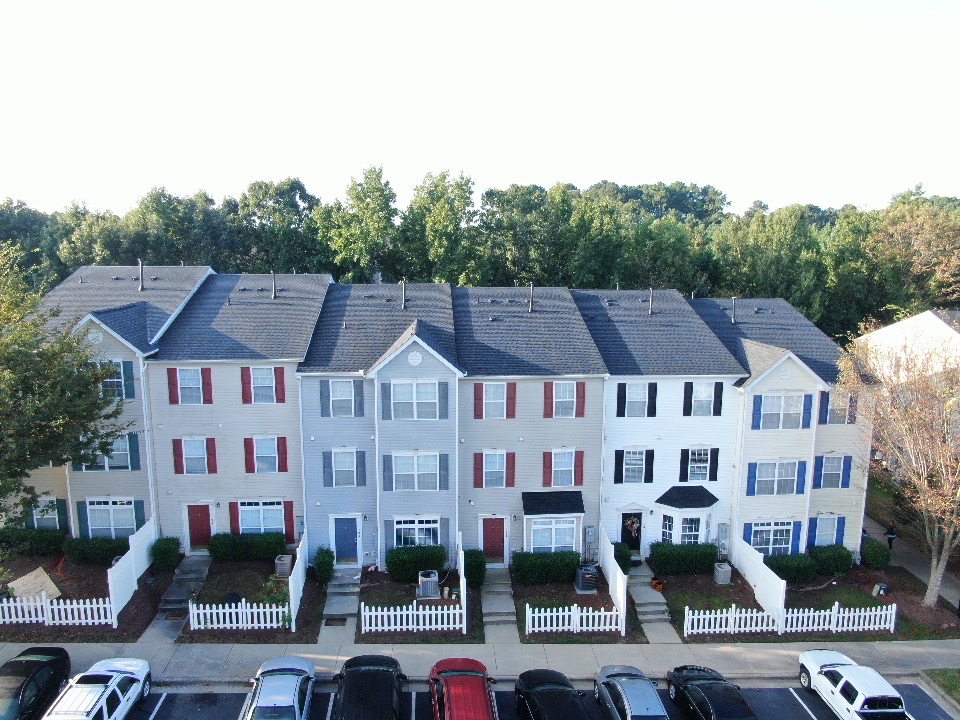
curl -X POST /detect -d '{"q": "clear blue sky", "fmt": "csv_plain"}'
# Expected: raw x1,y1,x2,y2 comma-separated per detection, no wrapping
2,0,957,216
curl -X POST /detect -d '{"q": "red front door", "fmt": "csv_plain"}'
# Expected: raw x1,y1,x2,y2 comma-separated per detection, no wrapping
188,505,211,549
483,518,505,561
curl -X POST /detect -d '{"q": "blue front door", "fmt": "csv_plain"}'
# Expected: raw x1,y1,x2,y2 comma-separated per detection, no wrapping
334,517,358,564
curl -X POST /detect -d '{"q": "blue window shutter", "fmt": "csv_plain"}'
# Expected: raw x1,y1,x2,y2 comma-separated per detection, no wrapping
76,501,89,539
72,461,83,472
746,463,757,496
356,451,366,487
796,461,807,494
127,433,140,471
807,518,818,549
353,379,364,417
743,523,752,544
134,500,145,529
56,499,68,531
847,394,858,424
381,384,392,420
835,516,846,545
438,382,449,420
801,394,813,428
813,456,823,490
384,520,393,550
791,521,802,554
382,455,393,491
751,396,762,430
319,380,331,417
322,451,333,487
439,454,449,490
841,456,852,488
122,361,135,399
818,391,829,424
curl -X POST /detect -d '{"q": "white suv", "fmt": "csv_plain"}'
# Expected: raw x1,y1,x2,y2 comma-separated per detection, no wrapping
41,658,151,720
798,650,914,720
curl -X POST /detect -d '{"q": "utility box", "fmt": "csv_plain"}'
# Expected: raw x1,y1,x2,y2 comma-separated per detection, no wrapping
275,554,293,578
575,563,598,594
714,562,732,585
417,570,440,599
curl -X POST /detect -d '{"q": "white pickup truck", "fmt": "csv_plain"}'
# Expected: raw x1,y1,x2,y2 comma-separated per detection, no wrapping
798,650,914,720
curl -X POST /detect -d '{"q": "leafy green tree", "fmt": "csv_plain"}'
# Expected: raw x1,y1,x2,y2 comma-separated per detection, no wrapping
567,193,629,288
57,210,126,269
472,184,549,286
0,199,52,287
0,243,125,525
329,167,398,282
621,214,695,291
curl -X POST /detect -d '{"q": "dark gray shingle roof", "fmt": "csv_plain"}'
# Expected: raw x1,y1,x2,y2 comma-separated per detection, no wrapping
572,289,745,376
521,491,585,516
155,273,332,361
932,309,960,331
452,287,607,376
655,486,720,509
39,265,211,352
299,284,458,373
689,298,841,384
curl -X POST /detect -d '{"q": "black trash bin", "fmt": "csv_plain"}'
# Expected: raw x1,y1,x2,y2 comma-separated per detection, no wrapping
575,563,598,592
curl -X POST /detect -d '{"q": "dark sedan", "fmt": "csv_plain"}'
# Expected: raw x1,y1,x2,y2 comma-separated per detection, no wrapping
514,669,589,720
331,655,406,720
0,647,70,720
665,666,758,720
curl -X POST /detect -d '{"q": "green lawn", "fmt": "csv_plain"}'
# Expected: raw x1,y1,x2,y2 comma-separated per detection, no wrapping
926,669,960,704
196,561,275,604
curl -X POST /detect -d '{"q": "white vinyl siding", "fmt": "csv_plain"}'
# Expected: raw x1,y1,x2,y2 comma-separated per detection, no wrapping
87,498,135,539
239,499,284,534
756,461,797,495
761,394,803,429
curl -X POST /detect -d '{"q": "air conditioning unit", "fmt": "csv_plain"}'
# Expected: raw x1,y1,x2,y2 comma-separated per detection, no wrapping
417,570,440,599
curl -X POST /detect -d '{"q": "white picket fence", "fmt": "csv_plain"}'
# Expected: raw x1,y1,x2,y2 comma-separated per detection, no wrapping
525,604,622,634
360,601,466,632
684,602,897,637
189,598,289,630
0,592,114,626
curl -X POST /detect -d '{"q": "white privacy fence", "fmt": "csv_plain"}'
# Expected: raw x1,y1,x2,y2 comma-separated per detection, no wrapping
684,602,897,637
598,530,628,636
286,531,308,632
108,517,157,619
526,604,622,634
0,592,115,626
728,537,786,613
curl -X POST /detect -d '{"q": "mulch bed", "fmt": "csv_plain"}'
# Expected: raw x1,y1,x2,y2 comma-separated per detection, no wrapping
0,554,173,642
178,567,326,644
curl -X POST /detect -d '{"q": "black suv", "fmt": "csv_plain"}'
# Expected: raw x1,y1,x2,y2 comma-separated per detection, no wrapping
666,666,758,720
0,647,71,720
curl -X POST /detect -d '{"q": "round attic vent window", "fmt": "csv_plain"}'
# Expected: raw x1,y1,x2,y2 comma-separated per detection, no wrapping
408,350,423,366
778,366,792,380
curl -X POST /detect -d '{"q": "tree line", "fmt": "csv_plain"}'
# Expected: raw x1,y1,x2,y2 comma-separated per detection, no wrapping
3,168,959,339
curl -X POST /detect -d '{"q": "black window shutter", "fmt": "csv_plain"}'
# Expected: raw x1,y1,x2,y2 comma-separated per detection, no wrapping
648,383,657,417
709,448,719,481
679,449,689,481
614,450,624,484
616,384,626,417
682,382,693,416
713,382,723,416
644,449,654,483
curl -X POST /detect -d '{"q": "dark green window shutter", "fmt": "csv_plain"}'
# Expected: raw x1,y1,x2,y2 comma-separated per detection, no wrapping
56,499,68,532
76,501,89,539
25,510,35,529
134,500,145,529
128,433,141,471
72,462,83,472
122,361,135,399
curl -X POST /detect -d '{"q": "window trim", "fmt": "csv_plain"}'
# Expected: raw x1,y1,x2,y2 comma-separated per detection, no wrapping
98,360,125,400
624,382,648,418
827,392,849,424
529,516,578,553
483,450,506,488
662,514,674,543
750,520,794,556
820,455,843,489
86,497,135,539
32,499,59,529
254,437,279,474
680,516,701,545
755,460,798,496
394,516,440,547
177,367,203,405
238,498,285,534
182,437,208,475
484,382,507,420
760,393,804,429
687,448,710,483
553,381,576,418
552,448,575,487
391,379,439,420
623,449,646,483
330,379,355,417
83,436,130,472
814,516,838,547
392,451,441,491
690,382,713,417
332,449,357,487
250,366,277,404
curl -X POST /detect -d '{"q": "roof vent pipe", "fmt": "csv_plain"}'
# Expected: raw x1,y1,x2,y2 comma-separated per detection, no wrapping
648,287,653,315
271,271,277,299
528,282,534,313
138,259,144,291
401,280,406,310
731,296,738,324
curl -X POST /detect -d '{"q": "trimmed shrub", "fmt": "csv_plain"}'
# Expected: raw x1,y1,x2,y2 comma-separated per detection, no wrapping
511,551,581,584
314,547,335,585
463,549,487,588
207,533,287,562
0,527,67,556
151,537,182,571
613,543,632,575
765,553,817,584
62,537,130,565
385,545,447,584
861,538,891,569
809,544,854,577
648,543,718,575
208,533,242,561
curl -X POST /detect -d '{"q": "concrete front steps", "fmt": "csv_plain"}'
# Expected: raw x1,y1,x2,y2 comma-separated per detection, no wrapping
322,569,362,619
159,554,212,613
481,568,517,626
627,561,672,623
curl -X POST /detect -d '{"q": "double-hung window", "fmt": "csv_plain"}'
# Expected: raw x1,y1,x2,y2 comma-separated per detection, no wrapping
85,437,130,472
552,450,574,486
756,461,797,495
662,515,674,543
484,383,506,419
393,381,438,420
623,450,646,483
333,450,356,487
239,499,284,534
680,517,700,545
815,516,838,546
393,453,439,490
251,367,276,403
625,383,647,417
330,380,355,417
691,382,713,416
484,452,506,488
687,449,709,482
183,439,208,474
255,438,278,473
33,499,58,529
821,456,843,489
395,517,439,546
553,382,575,418
828,393,849,424
87,498,135,539
178,368,203,405
531,518,576,553
751,521,793,556
100,361,124,400
761,394,803,429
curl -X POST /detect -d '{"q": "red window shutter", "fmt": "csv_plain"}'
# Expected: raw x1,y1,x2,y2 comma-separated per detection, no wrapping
574,450,585,486
172,439,184,474
277,437,289,472
206,438,217,474
244,438,255,473
240,367,252,404
543,452,552,487
506,383,517,419
274,367,285,403
167,368,179,404
506,452,516,487
543,382,553,418
283,500,295,544
229,502,240,534
474,453,483,488
575,382,586,417
473,383,484,419
201,367,213,404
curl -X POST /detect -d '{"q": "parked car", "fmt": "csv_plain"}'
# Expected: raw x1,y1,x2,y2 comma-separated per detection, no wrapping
514,669,589,720
594,665,668,720
665,665,758,720
0,647,71,720
428,658,498,720
40,658,150,720
798,649,915,720
239,656,315,720
331,655,406,720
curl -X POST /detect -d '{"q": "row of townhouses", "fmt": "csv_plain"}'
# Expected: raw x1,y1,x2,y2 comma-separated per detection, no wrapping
27,265,871,571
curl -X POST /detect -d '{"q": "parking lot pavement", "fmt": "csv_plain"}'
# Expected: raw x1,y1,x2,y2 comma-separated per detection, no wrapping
129,683,956,720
